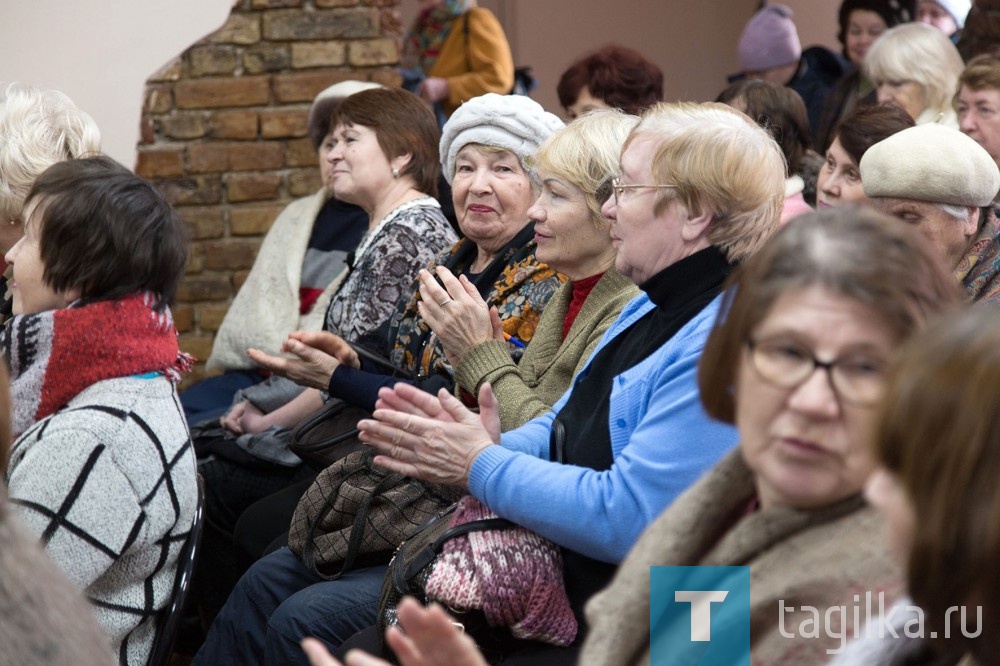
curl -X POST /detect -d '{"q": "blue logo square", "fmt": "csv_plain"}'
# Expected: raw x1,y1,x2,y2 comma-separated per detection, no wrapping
650,565,750,665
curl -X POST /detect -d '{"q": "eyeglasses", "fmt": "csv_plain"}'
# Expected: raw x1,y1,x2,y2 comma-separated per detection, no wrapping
745,338,887,407
611,177,675,206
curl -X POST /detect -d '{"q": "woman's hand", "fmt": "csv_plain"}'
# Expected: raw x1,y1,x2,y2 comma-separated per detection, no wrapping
416,267,502,366
300,598,487,666
220,400,248,434
419,77,449,104
358,382,501,487
238,402,272,435
247,331,360,390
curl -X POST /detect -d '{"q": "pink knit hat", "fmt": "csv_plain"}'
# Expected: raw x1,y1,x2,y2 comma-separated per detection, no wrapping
738,4,802,72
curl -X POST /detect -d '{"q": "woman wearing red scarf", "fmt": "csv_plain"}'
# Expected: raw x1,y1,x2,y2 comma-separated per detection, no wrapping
0,156,197,666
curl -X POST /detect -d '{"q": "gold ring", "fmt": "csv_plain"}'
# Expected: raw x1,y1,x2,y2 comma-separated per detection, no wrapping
439,299,453,306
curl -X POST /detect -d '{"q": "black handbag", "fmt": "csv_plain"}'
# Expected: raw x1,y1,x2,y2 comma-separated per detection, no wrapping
288,400,368,469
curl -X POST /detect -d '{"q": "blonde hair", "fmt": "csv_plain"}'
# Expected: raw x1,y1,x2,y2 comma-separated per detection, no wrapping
531,109,639,226
0,83,101,220
626,102,785,262
864,23,964,119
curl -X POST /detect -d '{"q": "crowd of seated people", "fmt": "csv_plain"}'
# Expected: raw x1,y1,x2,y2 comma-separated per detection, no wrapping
5,2,1000,664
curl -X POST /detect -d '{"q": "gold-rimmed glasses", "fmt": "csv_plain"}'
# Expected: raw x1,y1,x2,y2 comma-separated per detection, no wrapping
610,177,675,206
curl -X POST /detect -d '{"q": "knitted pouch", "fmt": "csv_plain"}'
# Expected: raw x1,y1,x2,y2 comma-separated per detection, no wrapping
377,496,578,664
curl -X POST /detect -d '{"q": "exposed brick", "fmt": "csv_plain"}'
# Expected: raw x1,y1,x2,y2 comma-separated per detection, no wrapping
157,176,223,206
291,41,347,69
287,137,319,167
136,147,185,178
260,108,308,138
139,116,156,146
231,203,285,235
187,245,204,274
210,110,259,139
288,169,321,197
173,304,195,333
180,206,225,239
174,76,270,109
202,238,260,271
198,304,231,332
244,44,291,74
149,57,183,82
263,8,378,41
379,7,404,37
227,173,282,202
189,142,285,174
189,45,239,77
208,13,261,45
370,68,402,87
233,270,252,290
161,113,209,140
177,276,232,302
145,84,173,114
179,333,215,362
348,37,397,66
318,0,361,6
251,0,303,6
273,71,354,104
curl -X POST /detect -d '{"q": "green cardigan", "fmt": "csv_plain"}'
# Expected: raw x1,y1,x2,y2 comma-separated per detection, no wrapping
454,268,639,431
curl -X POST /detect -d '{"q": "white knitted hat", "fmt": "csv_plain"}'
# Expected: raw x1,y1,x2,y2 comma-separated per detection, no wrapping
439,93,564,184
926,0,971,28
861,123,1000,207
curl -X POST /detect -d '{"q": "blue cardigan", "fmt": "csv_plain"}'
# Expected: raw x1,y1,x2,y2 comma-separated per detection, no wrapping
466,291,738,564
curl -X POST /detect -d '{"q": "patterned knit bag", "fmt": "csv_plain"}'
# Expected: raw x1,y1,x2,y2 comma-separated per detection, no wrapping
376,496,578,664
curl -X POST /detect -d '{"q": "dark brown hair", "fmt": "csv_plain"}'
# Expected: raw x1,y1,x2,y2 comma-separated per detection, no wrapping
25,155,188,311
873,306,1000,659
556,45,663,115
716,79,812,175
698,206,963,423
329,87,440,198
833,103,914,165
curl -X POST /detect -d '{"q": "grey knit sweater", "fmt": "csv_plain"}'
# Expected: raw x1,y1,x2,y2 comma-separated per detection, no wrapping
6,375,198,666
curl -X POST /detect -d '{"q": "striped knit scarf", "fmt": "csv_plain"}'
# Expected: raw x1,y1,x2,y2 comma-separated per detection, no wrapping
425,496,578,646
0,293,193,437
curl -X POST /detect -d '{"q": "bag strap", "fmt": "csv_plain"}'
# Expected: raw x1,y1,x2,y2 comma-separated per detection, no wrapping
400,516,514,583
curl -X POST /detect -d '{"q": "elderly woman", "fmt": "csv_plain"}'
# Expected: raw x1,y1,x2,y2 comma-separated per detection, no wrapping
556,45,663,119
817,103,913,209
332,208,963,666
1,156,197,666
411,109,641,430
815,0,908,151
864,23,964,127
717,78,820,216
861,123,1000,303
0,83,100,320
182,81,379,425
841,307,998,663
956,53,1000,172
354,101,785,661
194,93,565,666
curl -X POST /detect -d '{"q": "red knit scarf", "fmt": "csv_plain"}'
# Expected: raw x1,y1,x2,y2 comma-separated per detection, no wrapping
1,293,193,437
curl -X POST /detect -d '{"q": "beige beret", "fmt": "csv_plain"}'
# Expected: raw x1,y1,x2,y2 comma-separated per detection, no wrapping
860,123,1000,207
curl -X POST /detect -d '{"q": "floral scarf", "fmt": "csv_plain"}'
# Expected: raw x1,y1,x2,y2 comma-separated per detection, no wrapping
955,206,1000,305
0,293,193,437
386,223,564,380
400,0,468,73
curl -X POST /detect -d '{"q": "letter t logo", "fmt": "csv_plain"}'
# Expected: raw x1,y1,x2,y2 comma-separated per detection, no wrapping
674,590,729,641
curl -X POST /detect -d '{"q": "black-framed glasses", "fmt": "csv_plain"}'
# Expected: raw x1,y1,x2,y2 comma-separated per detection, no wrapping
611,176,675,206
745,338,887,407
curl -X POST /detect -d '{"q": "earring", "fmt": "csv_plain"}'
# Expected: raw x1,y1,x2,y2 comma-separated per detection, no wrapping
392,167,400,179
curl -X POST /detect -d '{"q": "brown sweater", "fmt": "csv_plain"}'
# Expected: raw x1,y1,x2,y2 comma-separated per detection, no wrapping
580,449,903,666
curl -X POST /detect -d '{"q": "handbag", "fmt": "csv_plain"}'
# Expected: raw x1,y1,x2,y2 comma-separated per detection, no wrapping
376,496,578,664
288,400,369,469
287,449,462,580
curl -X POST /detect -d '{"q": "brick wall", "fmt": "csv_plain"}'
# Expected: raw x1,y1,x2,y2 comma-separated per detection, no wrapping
136,0,402,387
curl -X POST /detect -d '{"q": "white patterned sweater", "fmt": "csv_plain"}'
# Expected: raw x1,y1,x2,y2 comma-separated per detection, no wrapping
5,375,198,666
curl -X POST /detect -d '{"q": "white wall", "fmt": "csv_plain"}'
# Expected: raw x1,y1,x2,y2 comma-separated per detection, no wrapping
0,0,234,167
